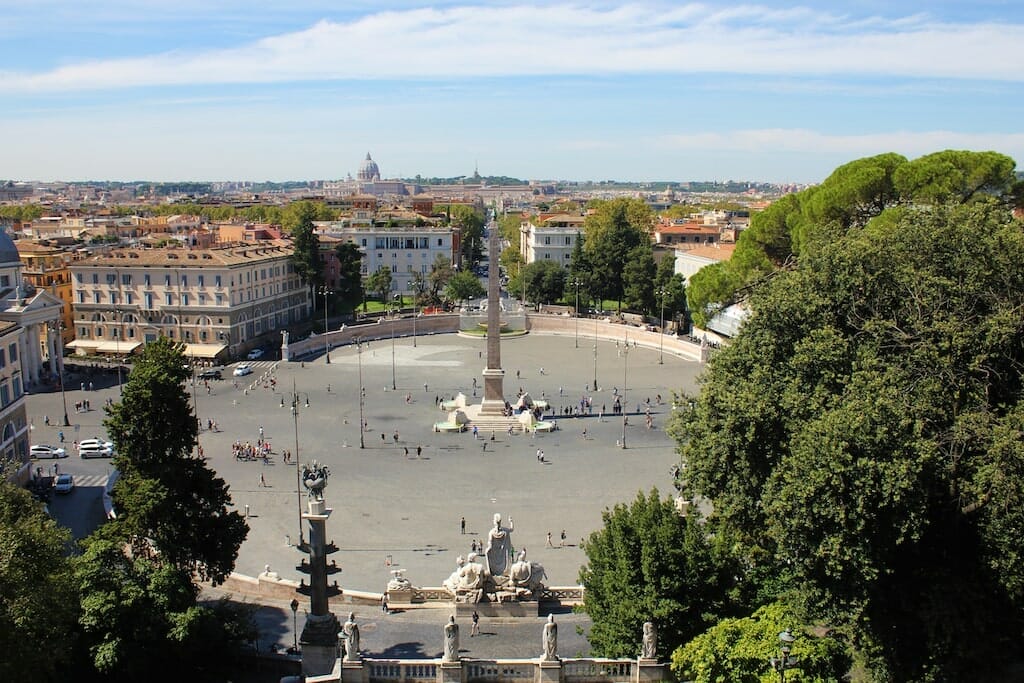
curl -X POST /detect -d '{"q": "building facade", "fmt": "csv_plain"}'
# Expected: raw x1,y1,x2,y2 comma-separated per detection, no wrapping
519,214,585,265
16,240,75,345
0,320,30,483
68,243,309,360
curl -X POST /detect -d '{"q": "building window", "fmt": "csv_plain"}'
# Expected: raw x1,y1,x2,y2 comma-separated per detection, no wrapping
0,348,5,368
215,275,222,288
144,274,151,286
145,293,153,308
93,292,100,304
544,237,551,245
565,237,571,245
80,327,88,338
199,293,205,304
215,294,223,304
437,238,443,246
107,273,116,284
109,293,117,305
13,377,21,399
0,383,9,408
198,275,204,287
121,274,132,285
181,275,188,287
78,292,85,304
165,274,171,286
165,294,172,305
126,292,133,305
182,293,189,306
76,273,83,283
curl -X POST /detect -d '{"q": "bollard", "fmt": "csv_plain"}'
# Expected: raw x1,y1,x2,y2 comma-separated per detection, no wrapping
245,504,250,519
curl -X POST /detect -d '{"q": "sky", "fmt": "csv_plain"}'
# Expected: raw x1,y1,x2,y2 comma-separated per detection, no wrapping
2,1,1024,184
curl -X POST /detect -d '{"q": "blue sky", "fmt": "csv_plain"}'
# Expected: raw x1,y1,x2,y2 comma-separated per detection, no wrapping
2,1,1023,183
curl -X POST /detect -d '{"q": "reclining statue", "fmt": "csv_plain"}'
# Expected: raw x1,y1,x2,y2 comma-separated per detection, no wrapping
443,553,487,602
508,549,547,597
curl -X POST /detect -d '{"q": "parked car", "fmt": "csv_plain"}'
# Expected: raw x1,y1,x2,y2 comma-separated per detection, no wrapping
233,363,253,377
30,444,67,459
246,348,265,360
198,369,222,380
79,438,114,458
53,473,75,494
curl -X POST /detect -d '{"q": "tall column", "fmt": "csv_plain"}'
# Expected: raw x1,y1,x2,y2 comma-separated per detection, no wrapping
298,468,342,678
47,327,58,375
480,225,506,416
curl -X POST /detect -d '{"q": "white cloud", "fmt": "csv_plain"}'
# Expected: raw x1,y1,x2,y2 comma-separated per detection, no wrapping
3,3,1024,92
661,128,1024,158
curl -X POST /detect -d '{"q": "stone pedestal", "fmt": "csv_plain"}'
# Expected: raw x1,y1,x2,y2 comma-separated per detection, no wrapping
454,600,539,618
439,661,463,683
480,368,507,415
300,613,341,678
635,658,666,683
342,659,367,683
536,660,560,683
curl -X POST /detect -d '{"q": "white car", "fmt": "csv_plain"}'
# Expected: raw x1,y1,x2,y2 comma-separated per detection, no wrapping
246,348,265,360
233,363,253,377
53,473,74,494
79,438,114,458
31,444,67,459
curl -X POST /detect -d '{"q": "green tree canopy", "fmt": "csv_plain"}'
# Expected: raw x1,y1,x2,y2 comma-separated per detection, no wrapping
522,260,567,305
289,201,324,300
583,198,653,310
622,245,656,314
104,337,248,585
333,242,365,312
0,481,78,682
672,199,1024,680
671,603,850,683
687,150,1019,326
444,270,485,303
579,490,733,660
427,254,454,306
450,205,485,266
365,266,393,305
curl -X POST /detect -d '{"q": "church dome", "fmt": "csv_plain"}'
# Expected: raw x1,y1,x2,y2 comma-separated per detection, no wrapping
0,231,21,265
357,152,380,182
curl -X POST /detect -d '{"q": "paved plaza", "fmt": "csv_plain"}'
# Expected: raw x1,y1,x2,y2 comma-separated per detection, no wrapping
27,330,703,655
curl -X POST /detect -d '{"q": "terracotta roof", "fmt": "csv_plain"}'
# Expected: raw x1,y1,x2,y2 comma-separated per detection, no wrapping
678,244,736,261
74,242,294,268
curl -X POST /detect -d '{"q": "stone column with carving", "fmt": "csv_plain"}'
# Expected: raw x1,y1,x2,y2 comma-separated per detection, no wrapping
297,461,342,678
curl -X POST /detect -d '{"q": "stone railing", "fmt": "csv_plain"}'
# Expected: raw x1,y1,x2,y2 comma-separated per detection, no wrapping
539,587,584,603
313,657,664,683
524,315,703,362
284,315,461,360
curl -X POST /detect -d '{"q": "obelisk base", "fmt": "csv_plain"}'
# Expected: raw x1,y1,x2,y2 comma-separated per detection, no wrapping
479,368,506,416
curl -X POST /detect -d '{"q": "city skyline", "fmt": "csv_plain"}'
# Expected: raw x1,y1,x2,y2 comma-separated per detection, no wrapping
2,1,1023,184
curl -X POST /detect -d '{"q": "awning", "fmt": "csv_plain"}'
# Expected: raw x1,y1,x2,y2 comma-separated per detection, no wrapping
94,341,144,354
65,339,98,350
182,343,228,359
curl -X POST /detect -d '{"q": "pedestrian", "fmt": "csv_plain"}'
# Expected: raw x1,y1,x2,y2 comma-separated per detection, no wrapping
471,610,480,636
259,425,264,439
416,445,422,458
393,430,400,445
461,516,466,534
381,432,386,444
81,382,85,391
259,473,266,487
582,427,587,439
404,446,409,457
381,594,389,614
546,532,554,548
560,530,566,547
58,431,64,443
424,382,428,392
43,415,50,426
536,447,542,461
88,381,94,391
472,425,479,439
471,538,478,553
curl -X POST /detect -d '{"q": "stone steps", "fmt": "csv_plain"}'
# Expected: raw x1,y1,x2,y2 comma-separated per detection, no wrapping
464,415,528,434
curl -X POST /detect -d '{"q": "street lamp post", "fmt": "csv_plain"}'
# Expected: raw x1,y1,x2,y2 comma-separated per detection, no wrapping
407,280,418,348
111,311,123,394
290,381,311,545
593,314,599,392
289,598,300,654
355,338,365,449
319,286,333,363
572,278,582,349
52,322,70,426
770,630,798,682
391,294,398,391
620,338,629,449
657,287,668,365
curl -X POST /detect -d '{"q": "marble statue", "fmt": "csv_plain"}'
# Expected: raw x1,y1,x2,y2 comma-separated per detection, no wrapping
342,612,360,662
281,329,289,345
542,614,558,661
485,513,514,577
302,460,330,500
443,553,486,601
509,548,547,594
387,568,413,591
443,615,459,662
642,621,657,659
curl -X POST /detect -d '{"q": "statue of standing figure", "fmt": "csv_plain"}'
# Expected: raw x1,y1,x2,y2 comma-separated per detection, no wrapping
641,621,657,660
485,513,514,577
542,614,558,661
342,612,360,661
443,615,460,662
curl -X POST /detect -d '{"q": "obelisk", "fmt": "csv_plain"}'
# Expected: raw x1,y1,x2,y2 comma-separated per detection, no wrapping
479,222,506,415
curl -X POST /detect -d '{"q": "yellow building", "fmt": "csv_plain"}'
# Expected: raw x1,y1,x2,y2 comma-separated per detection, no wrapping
16,240,74,345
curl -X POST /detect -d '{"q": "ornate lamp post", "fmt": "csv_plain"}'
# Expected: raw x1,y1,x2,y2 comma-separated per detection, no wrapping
657,287,669,365
319,286,333,363
110,310,123,394
593,313,599,392
770,630,798,682
571,278,582,349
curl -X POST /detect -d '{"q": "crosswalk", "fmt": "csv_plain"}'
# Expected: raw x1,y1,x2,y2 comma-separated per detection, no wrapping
73,473,111,488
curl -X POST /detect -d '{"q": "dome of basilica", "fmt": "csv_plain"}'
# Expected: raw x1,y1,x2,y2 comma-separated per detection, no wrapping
357,153,380,182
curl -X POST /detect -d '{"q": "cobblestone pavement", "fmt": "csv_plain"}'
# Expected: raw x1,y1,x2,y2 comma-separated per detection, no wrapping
28,331,703,657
